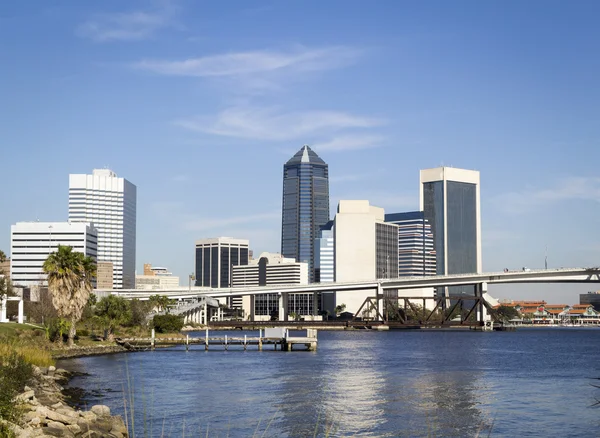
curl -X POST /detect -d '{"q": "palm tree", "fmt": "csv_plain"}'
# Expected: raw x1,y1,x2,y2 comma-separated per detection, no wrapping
43,245,97,347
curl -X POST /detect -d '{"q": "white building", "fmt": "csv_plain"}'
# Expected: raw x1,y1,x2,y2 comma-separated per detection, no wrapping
10,221,97,287
231,252,311,321
135,266,180,290
315,221,334,283
69,169,137,289
333,201,399,316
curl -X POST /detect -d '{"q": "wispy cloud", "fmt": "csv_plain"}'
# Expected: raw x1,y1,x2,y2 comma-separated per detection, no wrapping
174,106,384,141
183,211,280,231
312,135,385,152
494,176,600,214
134,46,362,77
77,7,176,42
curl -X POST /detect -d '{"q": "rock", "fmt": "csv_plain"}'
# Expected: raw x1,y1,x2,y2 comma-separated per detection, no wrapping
24,385,32,391
28,417,41,426
47,366,56,377
110,416,128,435
50,402,62,409
42,421,73,437
90,405,111,417
66,423,81,435
15,390,36,402
36,406,78,425
79,411,97,422
56,407,78,419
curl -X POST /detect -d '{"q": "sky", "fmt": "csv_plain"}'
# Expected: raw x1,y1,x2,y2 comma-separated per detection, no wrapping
2,0,599,304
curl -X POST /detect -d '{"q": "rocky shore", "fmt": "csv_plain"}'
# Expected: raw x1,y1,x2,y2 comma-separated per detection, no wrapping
7,365,128,438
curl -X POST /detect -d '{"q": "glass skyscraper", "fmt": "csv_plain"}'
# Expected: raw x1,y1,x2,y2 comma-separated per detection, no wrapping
420,167,481,296
281,145,329,282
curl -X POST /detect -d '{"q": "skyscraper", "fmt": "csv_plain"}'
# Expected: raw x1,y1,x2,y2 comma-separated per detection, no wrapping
420,167,481,295
385,211,436,277
194,237,249,288
281,145,329,282
69,169,137,289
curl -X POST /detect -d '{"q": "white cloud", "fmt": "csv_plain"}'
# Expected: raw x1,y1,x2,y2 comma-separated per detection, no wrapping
174,106,384,141
77,9,175,42
494,176,600,214
134,46,362,77
312,135,385,152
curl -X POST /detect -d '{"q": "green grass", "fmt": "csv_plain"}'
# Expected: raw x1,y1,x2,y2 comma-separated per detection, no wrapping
0,322,44,335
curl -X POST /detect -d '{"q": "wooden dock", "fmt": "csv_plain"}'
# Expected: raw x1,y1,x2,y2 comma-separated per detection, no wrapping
116,328,317,352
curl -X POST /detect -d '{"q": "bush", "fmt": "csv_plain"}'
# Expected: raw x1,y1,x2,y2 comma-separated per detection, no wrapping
46,318,70,343
0,350,33,428
153,314,184,333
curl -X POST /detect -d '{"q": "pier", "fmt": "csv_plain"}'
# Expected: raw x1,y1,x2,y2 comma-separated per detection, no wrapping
116,328,318,352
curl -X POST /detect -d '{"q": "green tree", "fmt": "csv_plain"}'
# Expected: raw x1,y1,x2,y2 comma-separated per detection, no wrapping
149,294,173,313
95,295,131,340
42,245,97,347
153,314,184,333
493,305,520,322
335,303,346,316
128,299,152,327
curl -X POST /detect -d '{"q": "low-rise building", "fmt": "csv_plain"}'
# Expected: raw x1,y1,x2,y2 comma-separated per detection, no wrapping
96,261,114,290
135,264,180,290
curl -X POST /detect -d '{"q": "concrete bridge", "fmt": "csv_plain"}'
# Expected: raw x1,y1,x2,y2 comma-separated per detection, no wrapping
97,267,600,325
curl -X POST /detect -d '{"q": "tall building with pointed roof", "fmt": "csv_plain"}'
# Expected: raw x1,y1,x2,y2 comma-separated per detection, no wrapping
281,145,329,282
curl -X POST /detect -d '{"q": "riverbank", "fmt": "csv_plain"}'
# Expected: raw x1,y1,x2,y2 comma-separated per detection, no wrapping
6,365,128,437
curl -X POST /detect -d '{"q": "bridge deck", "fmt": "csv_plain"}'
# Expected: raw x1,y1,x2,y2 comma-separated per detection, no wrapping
117,336,317,351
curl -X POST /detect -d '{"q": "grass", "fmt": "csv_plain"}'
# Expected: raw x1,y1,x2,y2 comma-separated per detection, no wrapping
0,323,54,367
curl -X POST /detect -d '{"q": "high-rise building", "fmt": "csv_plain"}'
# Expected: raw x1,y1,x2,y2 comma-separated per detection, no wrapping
96,262,114,290
420,167,481,295
333,201,398,314
194,237,249,288
69,169,137,289
314,221,334,283
10,221,97,287
281,145,329,282
385,211,436,277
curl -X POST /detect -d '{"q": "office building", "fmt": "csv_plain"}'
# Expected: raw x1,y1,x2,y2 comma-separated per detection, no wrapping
281,145,329,282
96,262,114,290
315,221,334,283
195,237,249,288
135,264,180,290
420,167,481,296
10,221,97,287
385,211,436,277
231,252,310,320
69,169,137,289
580,291,600,312
333,201,399,314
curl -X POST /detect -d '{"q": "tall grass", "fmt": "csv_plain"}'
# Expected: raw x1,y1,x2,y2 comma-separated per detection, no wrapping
0,340,54,367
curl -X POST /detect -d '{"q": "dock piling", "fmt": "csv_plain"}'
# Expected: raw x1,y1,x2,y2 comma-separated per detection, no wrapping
151,329,155,351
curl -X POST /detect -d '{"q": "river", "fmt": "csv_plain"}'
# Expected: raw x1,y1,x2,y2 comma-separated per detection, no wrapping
58,328,600,437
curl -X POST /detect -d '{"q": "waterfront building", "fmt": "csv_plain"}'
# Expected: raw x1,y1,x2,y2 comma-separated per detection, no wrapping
281,145,329,282
10,221,97,287
333,201,399,316
195,237,249,290
231,252,310,320
385,211,436,277
135,263,180,290
69,169,137,289
420,167,481,297
580,291,600,312
314,220,334,283
96,261,113,290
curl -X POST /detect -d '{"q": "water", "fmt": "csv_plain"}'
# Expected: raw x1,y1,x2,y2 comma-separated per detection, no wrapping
59,329,600,437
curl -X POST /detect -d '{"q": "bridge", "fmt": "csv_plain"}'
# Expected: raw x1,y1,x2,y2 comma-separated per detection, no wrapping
98,267,600,327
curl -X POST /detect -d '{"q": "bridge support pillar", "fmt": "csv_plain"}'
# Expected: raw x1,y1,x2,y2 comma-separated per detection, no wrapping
476,282,489,324
279,292,288,321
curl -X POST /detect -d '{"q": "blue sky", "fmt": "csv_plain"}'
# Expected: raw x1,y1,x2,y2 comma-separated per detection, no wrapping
2,1,599,303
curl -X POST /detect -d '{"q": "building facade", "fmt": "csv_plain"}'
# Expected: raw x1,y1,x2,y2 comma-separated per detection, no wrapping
333,201,399,315
10,222,97,287
96,261,114,289
420,167,481,296
385,211,436,277
281,145,329,282
135,263,180,290
195,237,249,288
231,252,310,320
580,291,600,312
69,169,137,289
314,221,334,283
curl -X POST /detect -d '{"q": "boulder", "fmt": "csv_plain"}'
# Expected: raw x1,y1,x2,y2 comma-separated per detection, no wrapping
90,405,111,417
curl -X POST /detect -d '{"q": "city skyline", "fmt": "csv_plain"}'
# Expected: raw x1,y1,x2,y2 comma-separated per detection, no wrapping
2,1,599,303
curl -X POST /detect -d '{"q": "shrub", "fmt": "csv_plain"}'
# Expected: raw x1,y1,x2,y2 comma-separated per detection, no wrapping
153,314,184,333
0,350,33,428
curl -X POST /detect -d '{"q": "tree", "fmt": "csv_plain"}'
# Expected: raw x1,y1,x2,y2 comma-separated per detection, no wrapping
335,304,346,316
128,299,152,327
149,294,173,313
493,305,520,322
95,295,131,340
0,249,6,264
42,245,97,346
